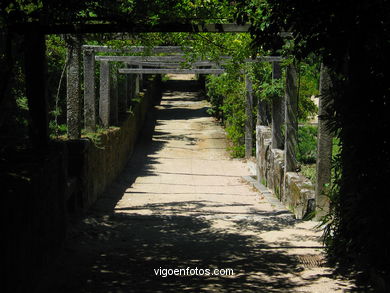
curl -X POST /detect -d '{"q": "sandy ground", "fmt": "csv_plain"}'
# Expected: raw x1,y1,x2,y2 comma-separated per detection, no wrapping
41,75,357,292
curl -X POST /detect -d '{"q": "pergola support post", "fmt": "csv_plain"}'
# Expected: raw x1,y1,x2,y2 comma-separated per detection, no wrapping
66,35,82,139
110,65,118,125
271,61,284,149
118,70,128,113
83,49,96,132
284,63,298,173
99,60,110,127
245,74,254,158
315,64,333,219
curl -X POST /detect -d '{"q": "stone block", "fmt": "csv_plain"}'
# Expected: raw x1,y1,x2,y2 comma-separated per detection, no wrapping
269,149,284,200
284,172,315,219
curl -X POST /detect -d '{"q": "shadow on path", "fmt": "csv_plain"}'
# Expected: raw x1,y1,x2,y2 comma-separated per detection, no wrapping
39,79,370,293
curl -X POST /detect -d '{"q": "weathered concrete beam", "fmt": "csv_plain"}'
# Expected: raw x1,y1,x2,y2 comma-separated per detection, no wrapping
96,55,282,63
118,68,225,74
83,49,96,132
284,63,298,172
66,35,82,139
82,45,187,53
315,64,333,219
99,60,110,127
245,74,254,158
271,61,284,149
111,61,224,68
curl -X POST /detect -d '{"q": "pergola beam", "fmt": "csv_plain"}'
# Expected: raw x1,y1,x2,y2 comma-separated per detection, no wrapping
95,55,282,63
82,45,187,53
118,68,225,74
109,61,221,68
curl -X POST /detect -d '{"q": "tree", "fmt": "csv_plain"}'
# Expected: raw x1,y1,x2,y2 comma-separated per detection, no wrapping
236,0,390,280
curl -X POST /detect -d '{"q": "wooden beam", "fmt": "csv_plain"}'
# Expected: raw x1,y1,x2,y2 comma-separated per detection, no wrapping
118,68,225,74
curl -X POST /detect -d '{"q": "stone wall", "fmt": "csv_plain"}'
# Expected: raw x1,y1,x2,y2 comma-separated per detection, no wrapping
67,76,161,210
5,76,161,293
256,125,315,219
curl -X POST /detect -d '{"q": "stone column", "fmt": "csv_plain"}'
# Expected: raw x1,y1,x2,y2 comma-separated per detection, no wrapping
99,60,110,127
315,64,333,219
66,35,82,139
134,71,140,97
110,65,118,125
118,70,128,113
138,65,143,91
284,63,298,172
245,74,254,158
271,61,284,149
257,99,271,126
24,30,49,148
83,49,96,132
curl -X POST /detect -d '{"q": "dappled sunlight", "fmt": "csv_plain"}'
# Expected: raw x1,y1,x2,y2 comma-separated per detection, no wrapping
41,78,359,292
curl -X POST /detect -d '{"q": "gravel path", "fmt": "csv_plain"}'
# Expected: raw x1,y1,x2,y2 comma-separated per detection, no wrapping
42,75,355,292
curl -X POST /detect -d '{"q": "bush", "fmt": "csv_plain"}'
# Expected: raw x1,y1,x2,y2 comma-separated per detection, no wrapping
206,71,248,157
297,124,317,164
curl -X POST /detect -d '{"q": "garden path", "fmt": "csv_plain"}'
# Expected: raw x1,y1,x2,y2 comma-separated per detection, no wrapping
41,75,355,292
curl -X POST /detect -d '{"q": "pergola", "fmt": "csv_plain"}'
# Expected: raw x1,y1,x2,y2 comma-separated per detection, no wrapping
76,45,285,159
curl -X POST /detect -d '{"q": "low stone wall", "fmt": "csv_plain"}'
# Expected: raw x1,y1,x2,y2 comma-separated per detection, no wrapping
256,125,315,219
5,76,161,293
67,76,161,210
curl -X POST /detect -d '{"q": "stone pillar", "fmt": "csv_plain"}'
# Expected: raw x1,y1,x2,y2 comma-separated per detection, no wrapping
257,99,271,126
138,65,143,91
245,74,254,158
83,49,96,132
271,61,284,149
110,65,118,125
66,35,82,139
24,30,49,148
134,71,140,96
118,71,128,113
315,64,333,219
99,60,110,127
284,63,298,172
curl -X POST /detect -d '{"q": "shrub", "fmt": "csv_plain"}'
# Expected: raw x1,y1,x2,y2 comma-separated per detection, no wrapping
297,124,318,164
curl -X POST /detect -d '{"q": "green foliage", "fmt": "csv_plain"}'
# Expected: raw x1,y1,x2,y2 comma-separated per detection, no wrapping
297,60,319,121
206,69,247,157
236,0,390,275
297,124,317,164
301,164,316,184
49,121,67,138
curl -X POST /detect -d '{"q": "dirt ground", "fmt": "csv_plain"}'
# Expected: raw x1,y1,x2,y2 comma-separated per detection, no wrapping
40,75,359,292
